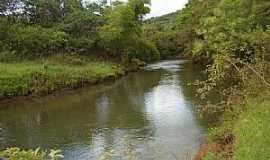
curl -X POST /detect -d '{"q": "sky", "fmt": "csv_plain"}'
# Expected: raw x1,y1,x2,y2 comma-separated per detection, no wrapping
88,0,189,18
146,0,188,18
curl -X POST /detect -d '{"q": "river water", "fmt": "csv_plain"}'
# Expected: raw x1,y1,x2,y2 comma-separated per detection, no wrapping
0,60,208,160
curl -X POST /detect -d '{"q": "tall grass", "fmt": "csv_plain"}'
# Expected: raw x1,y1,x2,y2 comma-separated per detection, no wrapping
233,99,270,160
0,57,124,99
203,97,270,160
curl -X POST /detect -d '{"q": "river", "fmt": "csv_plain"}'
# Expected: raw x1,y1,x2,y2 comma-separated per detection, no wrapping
0,60,208,160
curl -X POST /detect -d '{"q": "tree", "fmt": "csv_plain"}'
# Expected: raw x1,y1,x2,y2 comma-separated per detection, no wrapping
62,0,83,17
23,0,62,26
100,0,159,61
128,0,150,23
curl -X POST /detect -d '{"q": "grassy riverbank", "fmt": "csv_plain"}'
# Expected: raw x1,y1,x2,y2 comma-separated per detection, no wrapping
0,56,125,100
198,96,270,160
233,100,270,159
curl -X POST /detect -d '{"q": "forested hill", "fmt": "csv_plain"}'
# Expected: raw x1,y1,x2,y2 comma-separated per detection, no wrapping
143,1,200,59
143,12,182,58
144,0,270,159
144,11,179,27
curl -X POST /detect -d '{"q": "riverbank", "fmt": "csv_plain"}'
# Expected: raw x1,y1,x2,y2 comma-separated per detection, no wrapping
0,56,134,101
196,96,270,160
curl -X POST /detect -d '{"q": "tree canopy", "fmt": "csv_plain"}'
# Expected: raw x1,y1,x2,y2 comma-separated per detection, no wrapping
0,0,159,62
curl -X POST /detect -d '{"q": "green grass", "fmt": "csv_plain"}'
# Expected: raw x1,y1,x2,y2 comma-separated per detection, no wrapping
205,98,270,160
0,57,125,98
233,100,270,160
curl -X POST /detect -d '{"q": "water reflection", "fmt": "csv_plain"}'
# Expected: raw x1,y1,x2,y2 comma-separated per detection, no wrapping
0,60,206,160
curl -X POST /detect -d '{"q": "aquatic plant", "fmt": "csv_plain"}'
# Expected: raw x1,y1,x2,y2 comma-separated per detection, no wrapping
0,147,64,160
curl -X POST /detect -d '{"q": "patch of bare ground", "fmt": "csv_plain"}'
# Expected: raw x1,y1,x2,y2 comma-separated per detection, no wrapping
195,133,234,160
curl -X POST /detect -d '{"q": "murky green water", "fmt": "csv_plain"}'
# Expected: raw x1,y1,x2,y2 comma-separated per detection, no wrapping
0,60,208,160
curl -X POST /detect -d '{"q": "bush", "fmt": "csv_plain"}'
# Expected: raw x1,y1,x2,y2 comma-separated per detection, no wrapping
7,25,68,58
131,39,160,61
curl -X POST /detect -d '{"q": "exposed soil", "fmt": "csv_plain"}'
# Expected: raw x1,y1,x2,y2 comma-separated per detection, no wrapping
195,133,234,160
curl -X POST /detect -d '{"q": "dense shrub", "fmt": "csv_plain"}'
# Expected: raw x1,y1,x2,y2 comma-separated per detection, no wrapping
129,39,160,61
1,24,68,58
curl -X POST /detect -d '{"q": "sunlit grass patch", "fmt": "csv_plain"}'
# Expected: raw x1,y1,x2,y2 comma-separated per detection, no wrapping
0,58,124,98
